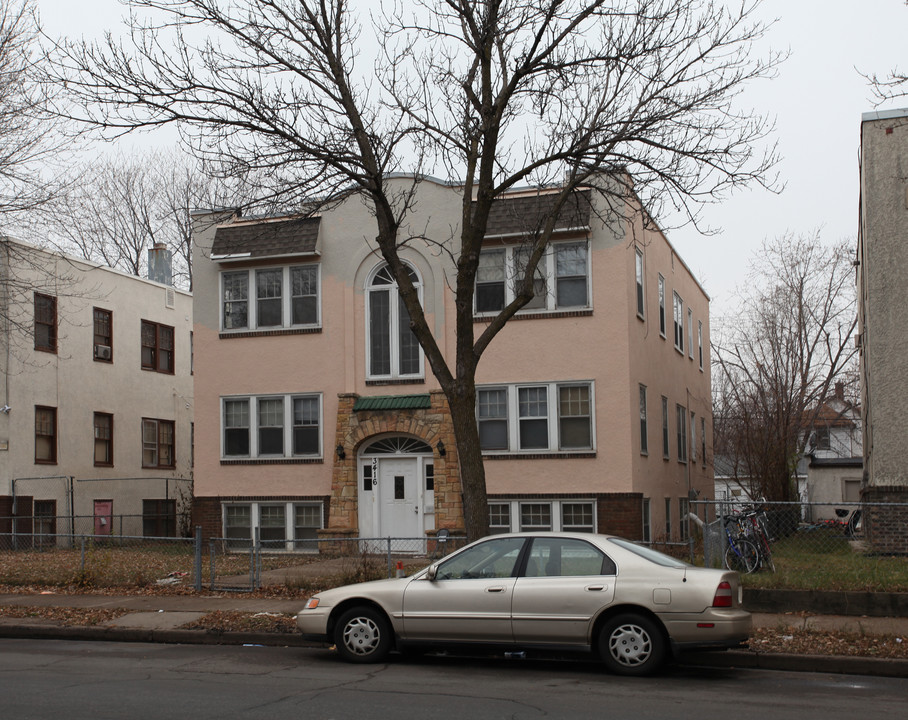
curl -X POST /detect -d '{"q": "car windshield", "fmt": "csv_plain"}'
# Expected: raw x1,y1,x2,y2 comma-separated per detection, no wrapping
608,538,690,569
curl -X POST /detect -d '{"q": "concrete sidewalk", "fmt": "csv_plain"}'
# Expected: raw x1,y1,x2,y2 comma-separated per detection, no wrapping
1,591,907,677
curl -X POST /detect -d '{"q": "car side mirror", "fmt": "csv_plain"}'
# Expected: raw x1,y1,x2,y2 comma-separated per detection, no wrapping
426,563,439,581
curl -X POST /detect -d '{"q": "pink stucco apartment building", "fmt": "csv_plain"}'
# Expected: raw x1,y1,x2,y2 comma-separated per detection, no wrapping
190,177,712,547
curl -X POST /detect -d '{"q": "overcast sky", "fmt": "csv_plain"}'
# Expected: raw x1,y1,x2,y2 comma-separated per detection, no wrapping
36,0,908,314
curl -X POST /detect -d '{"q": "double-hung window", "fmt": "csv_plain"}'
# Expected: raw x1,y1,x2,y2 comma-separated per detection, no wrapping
141,320,174,373
688,309,694,359
221,264,320,331
94,412,113,466
93,308,113,361
635,247,645,318
698,320,704,370
673,292,684,352
366,263,422,380
34,293,57,353
477,382,594,453
676,404,688,463
222,394,322,459
35,406,57,464
658,275,666,337
142,418,175,469
661,396,670,459
639,385,648,455
474,241,589,314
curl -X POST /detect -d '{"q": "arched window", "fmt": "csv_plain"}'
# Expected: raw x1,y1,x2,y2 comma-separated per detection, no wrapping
366,262,423,379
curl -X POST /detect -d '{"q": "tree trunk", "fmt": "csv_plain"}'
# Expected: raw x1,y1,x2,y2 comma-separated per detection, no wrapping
447,384,490,541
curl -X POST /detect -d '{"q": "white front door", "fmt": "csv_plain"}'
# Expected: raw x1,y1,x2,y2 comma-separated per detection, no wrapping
378,457,421,548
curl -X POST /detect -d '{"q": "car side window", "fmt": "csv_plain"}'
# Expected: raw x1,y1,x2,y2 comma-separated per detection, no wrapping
524,538,616,577
435,537,526,580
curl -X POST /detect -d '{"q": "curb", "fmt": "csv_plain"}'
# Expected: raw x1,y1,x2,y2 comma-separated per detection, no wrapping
2,625,907,678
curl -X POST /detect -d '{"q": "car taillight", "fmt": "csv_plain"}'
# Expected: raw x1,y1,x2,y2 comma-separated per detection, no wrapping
712,581,733,608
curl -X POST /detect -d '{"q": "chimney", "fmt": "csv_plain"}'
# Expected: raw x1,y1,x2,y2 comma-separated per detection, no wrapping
834,381,845,402
148,243,173,286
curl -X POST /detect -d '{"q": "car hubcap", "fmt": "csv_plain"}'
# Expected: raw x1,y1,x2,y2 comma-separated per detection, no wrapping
609,623,652,666
343,617,380,656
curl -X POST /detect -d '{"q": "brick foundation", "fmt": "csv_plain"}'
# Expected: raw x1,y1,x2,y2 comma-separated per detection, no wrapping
861,486,908,555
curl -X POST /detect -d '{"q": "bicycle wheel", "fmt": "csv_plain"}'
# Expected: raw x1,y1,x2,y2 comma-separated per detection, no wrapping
725,539,759,574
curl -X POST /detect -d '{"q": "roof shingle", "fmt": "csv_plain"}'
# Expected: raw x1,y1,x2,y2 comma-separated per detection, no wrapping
479,189,592,238
212,217,321,259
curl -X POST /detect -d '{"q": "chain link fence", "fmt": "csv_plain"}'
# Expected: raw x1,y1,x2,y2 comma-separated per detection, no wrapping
0,527,467,593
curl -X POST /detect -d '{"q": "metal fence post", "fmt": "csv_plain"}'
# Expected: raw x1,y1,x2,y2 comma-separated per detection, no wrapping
193,526,202,591
387,537,392,579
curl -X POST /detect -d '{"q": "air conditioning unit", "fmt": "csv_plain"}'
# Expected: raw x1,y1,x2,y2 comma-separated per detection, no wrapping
94,344,112,360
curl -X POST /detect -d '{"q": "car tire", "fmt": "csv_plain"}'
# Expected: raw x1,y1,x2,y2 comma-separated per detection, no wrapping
599,613,666,676
334,606,393,663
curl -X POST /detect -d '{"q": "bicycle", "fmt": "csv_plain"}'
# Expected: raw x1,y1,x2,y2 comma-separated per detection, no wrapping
722,515,760,574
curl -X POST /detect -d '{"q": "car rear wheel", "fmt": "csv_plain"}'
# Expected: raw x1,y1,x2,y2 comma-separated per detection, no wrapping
599,613,666,676
334,606,392,663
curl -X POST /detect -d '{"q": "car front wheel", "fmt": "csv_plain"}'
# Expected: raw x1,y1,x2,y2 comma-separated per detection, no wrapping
334,606,393,663
599,613,666,676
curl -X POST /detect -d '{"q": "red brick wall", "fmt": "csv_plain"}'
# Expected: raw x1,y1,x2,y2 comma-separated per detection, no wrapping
597,493,644,540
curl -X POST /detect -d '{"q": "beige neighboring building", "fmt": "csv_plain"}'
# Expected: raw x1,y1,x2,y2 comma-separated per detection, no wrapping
858,108,908,553
0,239,193,543
191,178,713,547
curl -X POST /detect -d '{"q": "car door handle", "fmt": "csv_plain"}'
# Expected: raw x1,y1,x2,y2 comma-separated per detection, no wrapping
485,586,506,593
585,585,606,592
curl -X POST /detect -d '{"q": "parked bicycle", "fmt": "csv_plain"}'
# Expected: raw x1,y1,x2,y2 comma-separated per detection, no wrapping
722,505,775,573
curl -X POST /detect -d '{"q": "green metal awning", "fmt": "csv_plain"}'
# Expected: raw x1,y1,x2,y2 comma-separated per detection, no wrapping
353,394,431,412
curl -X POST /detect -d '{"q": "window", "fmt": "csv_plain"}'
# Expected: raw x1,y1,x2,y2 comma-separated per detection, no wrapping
477,382,594,453
676,404,688,463
260,505,287,542
222,394,322,459
222,271,249,329
256,269,283,327
561,503,595,533
257,397,284,455
489,503,512,534
698,320,704,370
665,497,672,539
661,396,670,459
367,263,422,380
489,499,595,533
639,385,648,455
658,275,666,337
141,320,174,374
520,503,553,531
35,406,57,464
225,504,252,546
635,247,645,318
474,241,589,314
295,504,322,542
34,293,57,353
690,411,696,463
815,426,831,450
221,264,320,331
679,497,690,541
94,412,113,466
435,536,525,580
34,500,56,543
93,308,112,361
673,292,683,352
525,537,614,577
688,309,694,359
701,416,706,466
142,418,175,468
143,499,176,537
642,498,651,543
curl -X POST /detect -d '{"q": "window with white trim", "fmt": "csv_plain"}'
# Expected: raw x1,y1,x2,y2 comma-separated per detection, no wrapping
658,275,666,337
222,394,322,459
701,416,706,466
489,499,596,533
220,264,320,331
639,384,648,455
661,396,670,459
366,262,423,380
673,292,684,352
474,241,589,314
690,410,697,463
477,382,594,453
635,247,645,318
687,308,694,359
698,320,704,370
676,404,688,463
223,501,323,549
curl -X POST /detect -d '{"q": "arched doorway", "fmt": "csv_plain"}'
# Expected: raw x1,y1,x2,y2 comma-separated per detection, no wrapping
358,435,434,551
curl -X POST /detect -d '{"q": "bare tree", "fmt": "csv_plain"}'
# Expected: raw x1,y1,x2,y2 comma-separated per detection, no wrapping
865,1,908,103
49,0,781,539
36,148,242,290
711,233,858,501
0,0,67,226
